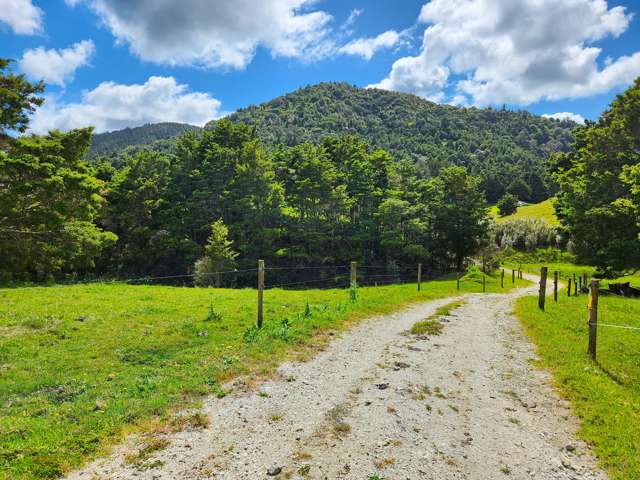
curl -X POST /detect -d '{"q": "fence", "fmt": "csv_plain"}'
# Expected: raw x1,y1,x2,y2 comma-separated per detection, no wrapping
533,266,640,361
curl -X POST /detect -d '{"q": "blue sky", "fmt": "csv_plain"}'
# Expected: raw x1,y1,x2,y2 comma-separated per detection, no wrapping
2,0,639,132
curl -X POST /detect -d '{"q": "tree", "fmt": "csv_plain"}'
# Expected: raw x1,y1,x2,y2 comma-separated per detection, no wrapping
0,58,44,145
427,166,489,271
552,77,640,274
496,193,518,216
194,219,238,286
0,128,116,281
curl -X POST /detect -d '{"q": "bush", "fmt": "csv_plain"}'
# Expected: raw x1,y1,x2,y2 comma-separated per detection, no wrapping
496,193,518,216
493,219,559,252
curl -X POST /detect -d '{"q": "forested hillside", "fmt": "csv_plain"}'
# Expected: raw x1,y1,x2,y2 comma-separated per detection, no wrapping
89,122,199,159
212,82,575,202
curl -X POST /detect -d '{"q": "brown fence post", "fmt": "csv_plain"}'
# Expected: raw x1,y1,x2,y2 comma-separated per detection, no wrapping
512,269,515,284
417,263,422,291
257,259,265,328
501,269,505,288
567,277,572,297
457,271,461,291
573,273,578,295
538,267,548,311
588,280,600,360
350,261,357,286
553,270,558,302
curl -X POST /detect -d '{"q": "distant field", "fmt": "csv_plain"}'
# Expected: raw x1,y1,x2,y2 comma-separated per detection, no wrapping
492,199,559,226
0,274,529,480
516,292,640,479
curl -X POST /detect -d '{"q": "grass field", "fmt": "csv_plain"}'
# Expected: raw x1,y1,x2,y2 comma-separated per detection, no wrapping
0,273,529,480
492,199,559,225
516,293,640,479
503,260,640,288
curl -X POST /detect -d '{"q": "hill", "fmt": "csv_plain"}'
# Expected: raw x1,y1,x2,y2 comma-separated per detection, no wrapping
493,199,559,225
211,82,576,203
89,122,199,158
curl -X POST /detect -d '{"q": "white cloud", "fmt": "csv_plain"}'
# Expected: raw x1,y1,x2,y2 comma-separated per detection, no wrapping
19,40,95,86
372,0,640,106
339,30,405,60
341,8,363,32
542,112,586,124
66,0,334,69
30,76,223,133
0,0,43,34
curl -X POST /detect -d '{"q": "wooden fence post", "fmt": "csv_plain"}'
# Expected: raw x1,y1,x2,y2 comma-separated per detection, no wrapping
417,263,422,291
567,277,572,297
553,270,558,302
512,269,515,284
501,269,504,288
538,267,548,311
350,261,357,286
257,259,265,328
573,273,578,295
457,271,461,291
588,280,600,360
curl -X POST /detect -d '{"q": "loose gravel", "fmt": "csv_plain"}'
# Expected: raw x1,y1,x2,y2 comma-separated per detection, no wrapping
67,277,607,480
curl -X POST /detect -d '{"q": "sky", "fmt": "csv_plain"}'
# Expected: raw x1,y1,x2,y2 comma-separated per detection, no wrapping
2,0,640,133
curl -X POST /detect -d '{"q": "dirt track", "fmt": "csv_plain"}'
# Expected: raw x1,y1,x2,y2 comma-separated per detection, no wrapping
68,277,607,480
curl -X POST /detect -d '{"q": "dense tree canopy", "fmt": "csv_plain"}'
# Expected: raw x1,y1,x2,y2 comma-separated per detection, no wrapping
92,120,490,282
0,58,44,144
0,129,116,281
552,77,640,275
214,82,575,203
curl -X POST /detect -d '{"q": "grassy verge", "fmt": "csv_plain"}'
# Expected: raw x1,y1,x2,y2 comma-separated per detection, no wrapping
504,260,640,289
410,299,465,335
0,274,529,480
515,293,640,479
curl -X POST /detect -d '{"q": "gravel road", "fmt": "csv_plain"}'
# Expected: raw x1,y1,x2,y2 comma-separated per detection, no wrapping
68,277,607,480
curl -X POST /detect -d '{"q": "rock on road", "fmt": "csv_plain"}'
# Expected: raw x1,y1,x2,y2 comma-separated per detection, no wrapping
68,277,607,480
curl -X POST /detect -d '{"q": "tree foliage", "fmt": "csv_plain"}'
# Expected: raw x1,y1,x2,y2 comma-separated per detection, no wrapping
96,120,490,280
0,129,116,281
552,77,640,274
496,193,519,216
212,82,574,203
0,58,44,145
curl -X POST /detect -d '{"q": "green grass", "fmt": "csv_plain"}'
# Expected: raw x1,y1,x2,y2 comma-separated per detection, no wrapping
516,293,640,479
504,260,640,289
410,299,465,335
493,199,559,226
0,274,529,480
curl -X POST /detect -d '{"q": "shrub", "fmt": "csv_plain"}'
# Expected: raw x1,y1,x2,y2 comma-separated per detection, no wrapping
496,193,518,216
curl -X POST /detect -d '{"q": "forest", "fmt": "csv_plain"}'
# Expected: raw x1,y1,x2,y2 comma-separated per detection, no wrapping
1,57,639,284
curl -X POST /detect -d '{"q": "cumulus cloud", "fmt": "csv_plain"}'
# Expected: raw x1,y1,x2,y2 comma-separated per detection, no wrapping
371,0,640,106
542,112,586,124
66,0,334,69
30,76,223,133
339,30,406,60
0,0,43,34
19,40,95,86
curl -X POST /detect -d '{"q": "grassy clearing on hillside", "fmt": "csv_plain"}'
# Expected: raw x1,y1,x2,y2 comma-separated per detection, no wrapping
516,293,640,479
0,275,529,480
493,199,559,225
